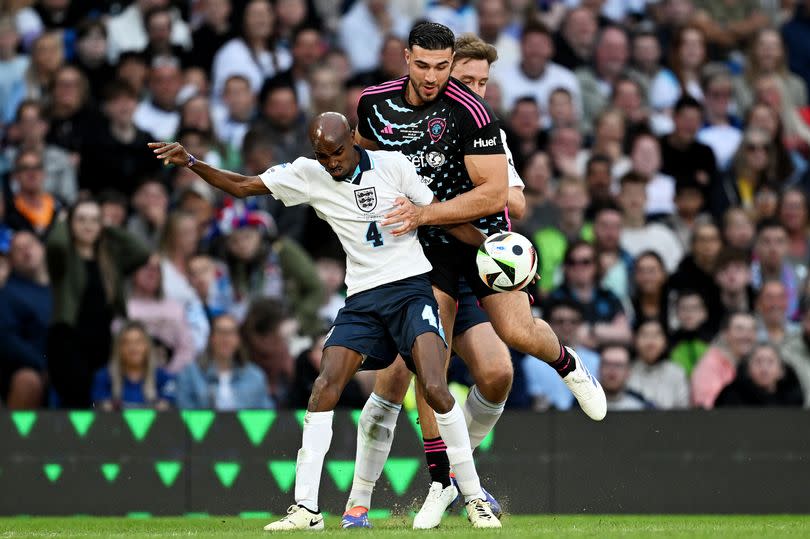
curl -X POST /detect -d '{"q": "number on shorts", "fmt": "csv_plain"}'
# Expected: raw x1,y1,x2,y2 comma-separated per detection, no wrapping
421,305,446,341
366,222,384,247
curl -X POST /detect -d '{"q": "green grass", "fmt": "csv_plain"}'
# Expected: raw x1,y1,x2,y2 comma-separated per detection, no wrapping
1,515,809,538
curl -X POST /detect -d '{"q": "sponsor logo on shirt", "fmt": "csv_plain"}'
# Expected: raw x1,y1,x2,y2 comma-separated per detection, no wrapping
472,136,498,149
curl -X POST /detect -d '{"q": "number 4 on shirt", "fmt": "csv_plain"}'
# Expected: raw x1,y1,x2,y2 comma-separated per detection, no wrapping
366,222,384,247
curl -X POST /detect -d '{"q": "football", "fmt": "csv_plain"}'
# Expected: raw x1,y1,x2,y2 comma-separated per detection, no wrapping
476,232,538,292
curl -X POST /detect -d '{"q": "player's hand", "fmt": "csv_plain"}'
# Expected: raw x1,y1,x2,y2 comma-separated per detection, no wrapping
148,141,190,167
383,197,423,236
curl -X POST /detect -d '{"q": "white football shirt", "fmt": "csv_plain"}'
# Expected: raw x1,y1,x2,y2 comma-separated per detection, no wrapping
259,148,435,296
502,129,524,189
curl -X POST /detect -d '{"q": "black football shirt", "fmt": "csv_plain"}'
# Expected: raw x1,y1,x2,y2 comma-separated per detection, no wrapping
357,76,507,246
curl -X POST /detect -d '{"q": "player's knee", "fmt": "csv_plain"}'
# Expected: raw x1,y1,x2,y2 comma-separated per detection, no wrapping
477,363,513,401
422,381,453,414
309,374,340,411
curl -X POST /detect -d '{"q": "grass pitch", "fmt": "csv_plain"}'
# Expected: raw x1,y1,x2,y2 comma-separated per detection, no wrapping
1,515,809,538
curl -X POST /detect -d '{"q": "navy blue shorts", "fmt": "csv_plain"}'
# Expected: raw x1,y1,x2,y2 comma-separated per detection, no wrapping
324,274,446,372
454,278,490,337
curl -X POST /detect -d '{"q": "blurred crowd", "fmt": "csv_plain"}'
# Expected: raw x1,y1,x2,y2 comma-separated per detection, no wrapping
1,0,809,413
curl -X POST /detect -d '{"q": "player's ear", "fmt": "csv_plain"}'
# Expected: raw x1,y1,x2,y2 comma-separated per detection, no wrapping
404,48,411,65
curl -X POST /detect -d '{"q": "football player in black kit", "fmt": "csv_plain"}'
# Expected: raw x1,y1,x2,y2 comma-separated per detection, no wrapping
343,22,607,530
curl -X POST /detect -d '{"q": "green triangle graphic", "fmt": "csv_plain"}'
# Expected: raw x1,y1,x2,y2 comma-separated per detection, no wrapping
123,410,156,442
214,461,241,488
350,410,362,426
11,411,37,437
237,410,277,446
100,463,120,483
479,430,494,452
154,461,182,488
69,411,95,438
383,458,421,495
43,463,62,483
181,410,215,442
326,460,355,492
268,460,296,493
406,410,421,436
294,409,307,428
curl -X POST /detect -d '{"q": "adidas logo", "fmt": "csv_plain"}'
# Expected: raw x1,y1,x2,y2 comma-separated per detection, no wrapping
382,124,394,134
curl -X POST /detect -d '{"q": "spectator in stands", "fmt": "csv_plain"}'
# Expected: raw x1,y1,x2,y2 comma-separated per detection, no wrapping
80,81,162,197
23,32,64,104
523,298,600,411
548,124,584,179
115,51,150,99
669,289,713,376
755,280,799,346
264,25,324,112
667,177,706,250
276,0,320,47
778,188,810,278
553,6,597,71
127,179,169,250
692,0,767,56
692,311,757,409
493,20,581,124
477,0,520,67
503,97,546,174
141,7,188,65
715,343,803,407
714,246,755,316
212,0,292,99
188,253,233,320
698,67,742,172
667,217,723,331
751,219,801,320
547,87,579,131
583,154,612,218
599,342,653,411
744,102,801,184
577,108,631,180
3,149,62,239
630,250,668,330
722,207,756,252
92,321,175,410
713,128,781,217
98,190,129,228
650,25,706,111
177,181,218,250
190,0,234,76
5,100,76,204
593,202,632,302
175,313,273,409
47,65,100,158
315,257,345,326
308,63,346,117
46,199,151,408
628,30,663,96
782,0,810,96
0,231,50,409
338,0,411,74
217,205,323,333
533,177,591,295
212,75,256,156
781,302,810,408
629,132,675,217
0,16,28,126
106,0,191,62
576,26,630,128
610,76,652,144
618,172,683,272
353,35,408,87
240,298,295,406
125,254,195,373
754,73,810,156
253,84,310,164
72,19,115,102
513,152,558,237
159,210,210,352
628,319,690,409
547,240,631,348
134,56,182,141
659,96,718,203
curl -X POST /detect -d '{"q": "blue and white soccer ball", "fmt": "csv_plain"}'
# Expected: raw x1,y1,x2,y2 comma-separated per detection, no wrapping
476,232,538,292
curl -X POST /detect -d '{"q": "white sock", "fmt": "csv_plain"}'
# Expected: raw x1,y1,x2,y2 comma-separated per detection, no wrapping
434,401,485,503
346,393,401,511
463,385,505,450
294,410,334,513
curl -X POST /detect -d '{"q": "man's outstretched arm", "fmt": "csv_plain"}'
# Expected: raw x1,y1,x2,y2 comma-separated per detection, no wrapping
149,142,269,198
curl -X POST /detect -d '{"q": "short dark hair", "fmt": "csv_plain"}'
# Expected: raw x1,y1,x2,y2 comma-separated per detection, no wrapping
720,310,754,331
408,21,455,51
619,171,648,188
144,6,172,29
756,217,786,236
521,19,552,41
598,341,632,360
674,95,702,114
241,298,289,339
676,288,704,305
242,126,276,156
674,175,705,196
715,247,750,270
513,95,540,109
586,154,611,174
544,297,585,320
592,201,622,219
563,239,594,265
98,188,128,208
103,79,138,102
76,17,106,40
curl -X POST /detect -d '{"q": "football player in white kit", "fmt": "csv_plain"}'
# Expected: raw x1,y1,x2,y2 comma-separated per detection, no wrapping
148,113,502,530
341,33,531,529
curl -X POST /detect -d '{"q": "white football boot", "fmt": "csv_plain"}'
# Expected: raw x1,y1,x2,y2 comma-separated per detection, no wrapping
264,505,324,531
562,346,607,421
412,482,458,529
465,498,502,529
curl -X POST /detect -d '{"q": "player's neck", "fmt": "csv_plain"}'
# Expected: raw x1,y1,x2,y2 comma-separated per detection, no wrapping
404,82,424,107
